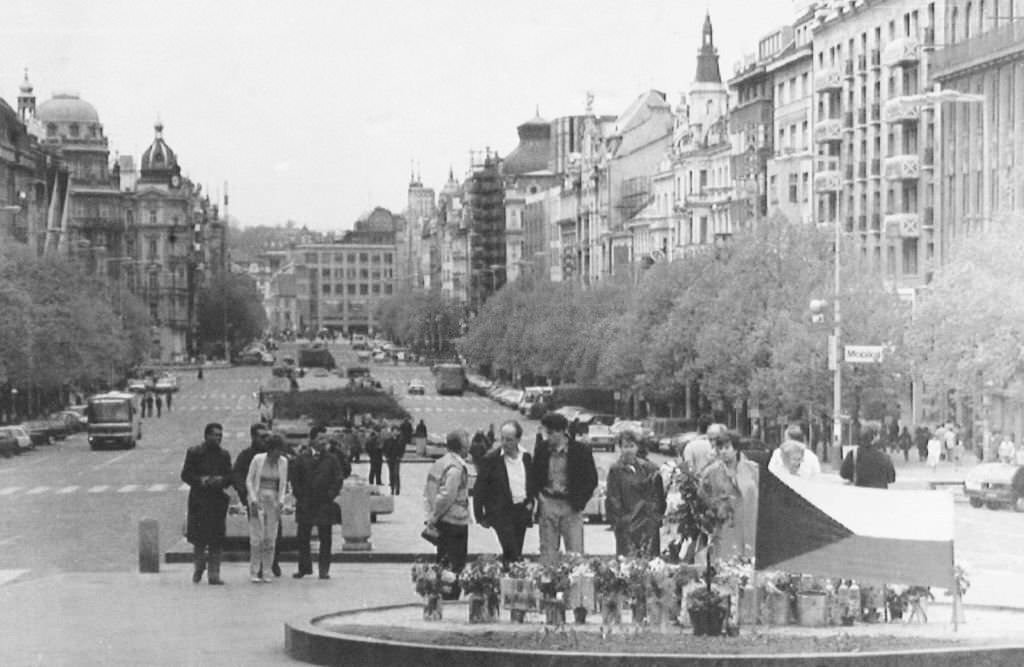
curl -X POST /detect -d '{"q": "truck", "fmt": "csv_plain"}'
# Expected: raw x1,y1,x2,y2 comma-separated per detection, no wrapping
86,392,142,450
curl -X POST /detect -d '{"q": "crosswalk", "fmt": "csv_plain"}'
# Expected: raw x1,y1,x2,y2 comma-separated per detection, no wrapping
0,483,192,499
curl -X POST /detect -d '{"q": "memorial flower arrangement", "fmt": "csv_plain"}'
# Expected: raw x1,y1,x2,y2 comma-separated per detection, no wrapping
411,561,449,620
460,555,503,596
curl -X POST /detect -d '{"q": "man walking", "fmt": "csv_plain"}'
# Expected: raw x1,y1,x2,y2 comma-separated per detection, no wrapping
233,423,281,577
532,412,598,563
155,393,163,418
384,424,404,495
181,423,233,585
840,427,896,489
290,435,343,580
473,420,535,564
366,428,384,486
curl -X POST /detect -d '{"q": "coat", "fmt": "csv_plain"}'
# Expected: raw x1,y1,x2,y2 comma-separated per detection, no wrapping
181,443,234,545
605,457,665,556
290,451,343,525
383,432,404,461
840,446,896,489
424,452,471,525
472,448,535,525
701,458,759,560
532,439,598,513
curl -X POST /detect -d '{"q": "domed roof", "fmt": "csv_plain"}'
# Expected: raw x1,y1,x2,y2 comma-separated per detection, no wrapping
37,92,100,124
140,121,178,173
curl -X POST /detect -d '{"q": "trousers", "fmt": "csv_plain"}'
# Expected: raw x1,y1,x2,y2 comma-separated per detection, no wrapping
368,455,383,486
249,488,281,578
436,521,468,600
192,542,223,581
296,523,332,576
537,495,583,564
491,503,531,564
386,459,401,494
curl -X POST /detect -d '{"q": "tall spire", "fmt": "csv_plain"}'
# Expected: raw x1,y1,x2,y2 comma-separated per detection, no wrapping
695,11,722,84
18,68,36,122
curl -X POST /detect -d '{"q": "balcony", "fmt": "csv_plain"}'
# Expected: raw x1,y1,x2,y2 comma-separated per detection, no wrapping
882,97,922,124
814,66,843,92
882,36,921,67
814,157,842,192
814,118,843,144
684,186,732,207
884,154,921,181
884,212,921,238
933,21,1024,79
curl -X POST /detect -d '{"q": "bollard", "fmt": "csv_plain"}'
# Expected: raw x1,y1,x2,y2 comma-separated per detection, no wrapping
340,482,372,551
138,518,160,573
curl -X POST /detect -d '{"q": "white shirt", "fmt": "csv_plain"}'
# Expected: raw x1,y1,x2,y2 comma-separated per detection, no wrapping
503,447,528,504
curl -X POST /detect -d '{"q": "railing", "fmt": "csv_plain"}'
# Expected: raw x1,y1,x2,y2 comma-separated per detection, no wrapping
932,21,1024,75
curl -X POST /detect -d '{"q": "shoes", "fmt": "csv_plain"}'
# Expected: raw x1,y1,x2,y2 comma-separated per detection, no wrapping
271,563,281,577
293,572,308,579
208,579,225,586
192,569,204,584
251,576,263,584
261,577,274,583
318,573,331,580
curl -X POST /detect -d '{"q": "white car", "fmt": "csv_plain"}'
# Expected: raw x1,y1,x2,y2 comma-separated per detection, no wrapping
126,379,148,393
0,425,32,452
407,379,426,395
154,374,179,393
579,423,617,452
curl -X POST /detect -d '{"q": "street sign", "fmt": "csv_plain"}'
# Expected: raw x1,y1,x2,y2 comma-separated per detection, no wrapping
844,345,884,364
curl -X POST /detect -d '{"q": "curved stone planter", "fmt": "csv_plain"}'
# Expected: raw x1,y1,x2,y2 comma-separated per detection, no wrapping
285,603,1024,666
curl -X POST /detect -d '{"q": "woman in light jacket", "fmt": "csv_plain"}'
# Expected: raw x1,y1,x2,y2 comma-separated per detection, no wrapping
246,434,289,583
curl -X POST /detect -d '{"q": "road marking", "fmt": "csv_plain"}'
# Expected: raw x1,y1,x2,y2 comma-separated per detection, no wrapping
147,483,168,492
88,485,109,493
117,484,139,493
92,452,132,471
0,569,28,585
56,485,79,494
26,486,51,495
0,486,23,496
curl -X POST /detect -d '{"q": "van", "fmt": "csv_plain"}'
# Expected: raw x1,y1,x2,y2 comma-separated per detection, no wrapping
518,386,554,416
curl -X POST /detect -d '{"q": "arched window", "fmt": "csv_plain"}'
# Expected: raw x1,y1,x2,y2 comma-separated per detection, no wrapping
951,7,959,43
978,0,985,33
965,2,973,39
69,124,79,138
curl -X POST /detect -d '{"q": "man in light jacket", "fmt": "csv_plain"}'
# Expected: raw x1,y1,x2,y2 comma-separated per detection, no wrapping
424,430,470,599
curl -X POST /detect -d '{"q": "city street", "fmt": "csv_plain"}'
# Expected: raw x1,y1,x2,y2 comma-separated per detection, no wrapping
1,341,1023,611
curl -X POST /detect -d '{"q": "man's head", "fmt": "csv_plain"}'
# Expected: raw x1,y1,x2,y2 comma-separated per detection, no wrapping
499,420,522,456
783,424,805,444
311,434,328,454
445,430,468,456
540,412,569,449
779,440,806,474
619,430,640,463
250,423,270,451
706,423,728,442
204,422,224,447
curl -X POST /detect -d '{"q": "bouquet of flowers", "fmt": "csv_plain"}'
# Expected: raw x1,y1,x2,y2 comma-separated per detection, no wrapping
501,560,542,621
589,557,630,625
646,558,680,631
568,559,596,621
460,555,503,596
411,561,446,620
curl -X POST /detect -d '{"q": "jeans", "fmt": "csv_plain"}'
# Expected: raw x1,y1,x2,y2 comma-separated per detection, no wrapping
368,455,383,486
296,523,332,576
249,489,281,578
386,459,401,494
537,495,584,564
436,521,468,600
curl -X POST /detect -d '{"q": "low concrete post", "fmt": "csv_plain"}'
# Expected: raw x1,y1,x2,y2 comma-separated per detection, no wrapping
138,518,160,573
414,436,427,457
340,481,372,551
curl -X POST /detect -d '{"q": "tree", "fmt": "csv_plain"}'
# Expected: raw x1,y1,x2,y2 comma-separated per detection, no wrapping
196,271,267,358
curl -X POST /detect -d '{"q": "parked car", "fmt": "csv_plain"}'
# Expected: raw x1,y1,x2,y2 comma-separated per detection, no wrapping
47,412,80,438
407,379,426,395
610,419,648,440
579,423,617,452
497,389,524,409
0,430,17,458
518,386,554,416
20,421,55,447
126,378,149,393
54,409,88,433
643,417,700,454
553,405,587,422
964,462,1024,511
155,374,179,393
0,425,31,453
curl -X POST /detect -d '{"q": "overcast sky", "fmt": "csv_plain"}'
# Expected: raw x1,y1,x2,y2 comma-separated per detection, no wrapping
1,0,799,231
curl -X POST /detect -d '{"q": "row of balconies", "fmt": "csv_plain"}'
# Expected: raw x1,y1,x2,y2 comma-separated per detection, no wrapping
828,209,933,239
815,96,930,145
814,150,934,192
815,37,924,94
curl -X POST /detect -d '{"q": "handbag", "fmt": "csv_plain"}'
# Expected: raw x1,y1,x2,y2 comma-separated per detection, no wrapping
421,522,440,545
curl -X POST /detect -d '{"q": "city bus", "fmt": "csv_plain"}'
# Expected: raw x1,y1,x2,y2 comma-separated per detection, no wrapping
433,363,467,396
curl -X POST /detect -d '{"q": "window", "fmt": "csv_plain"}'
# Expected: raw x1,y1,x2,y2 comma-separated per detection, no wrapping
347,253,356,263
372,284,380,295
789,174,799,202
322,284,331,295
802,172,810,201
384,284,393,295
321,268,330,279
346,267,356,279
371,270,381,280
359,253,368,262
887,245,896,275
335,253,344,262
347,284,356,295
148,238,158,260
902,238,918,274
801,73,809,99
46,123,56,138
359,284,368,295
371,254,381,264
359,268,368,279
305,252,318,263
69,124,79,138
150,211,158,225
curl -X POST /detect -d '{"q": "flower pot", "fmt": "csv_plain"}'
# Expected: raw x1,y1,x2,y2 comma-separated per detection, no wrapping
422,594,443,621
764,590,791,625
689,607,726,636
738,585,758,626
796,592,828,627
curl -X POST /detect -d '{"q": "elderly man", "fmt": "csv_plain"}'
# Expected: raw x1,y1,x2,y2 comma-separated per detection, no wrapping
473,420,535,564
532,412,598,562
768,424,821,479
684,423,725,477
424,430,471,598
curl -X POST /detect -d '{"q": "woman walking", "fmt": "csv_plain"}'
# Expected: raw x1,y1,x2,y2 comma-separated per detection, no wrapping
245,435,289,583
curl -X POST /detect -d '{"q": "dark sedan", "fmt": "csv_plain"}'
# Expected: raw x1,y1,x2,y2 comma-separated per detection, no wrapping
21,421,55,447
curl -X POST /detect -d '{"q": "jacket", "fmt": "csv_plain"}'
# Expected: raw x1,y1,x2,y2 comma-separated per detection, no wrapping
290,451,343,525
245,452,289,505
532,438,598,513
473,448,535,525
605,457,665,529
181,443,233,545
232,444,259,505
424,452,470,525
840,446,896,489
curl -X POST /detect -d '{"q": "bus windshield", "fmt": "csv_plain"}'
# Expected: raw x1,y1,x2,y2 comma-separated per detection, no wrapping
90,401,131,423
434,364,466,395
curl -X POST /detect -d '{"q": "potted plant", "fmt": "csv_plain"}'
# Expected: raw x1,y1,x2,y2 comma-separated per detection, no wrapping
568,558,596,624
623,557,651,625
460,556,503,623
501,561,541,623
646,557,680,632
535,556,573,627
590,557,630,626
685,587,730,636
411,561,445,621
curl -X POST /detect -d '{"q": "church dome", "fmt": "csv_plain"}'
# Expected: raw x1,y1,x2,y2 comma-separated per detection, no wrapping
37,92,100,124
140,121,178,173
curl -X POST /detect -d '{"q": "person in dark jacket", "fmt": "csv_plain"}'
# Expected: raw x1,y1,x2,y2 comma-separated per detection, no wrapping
181,423,233,585
605,432,665,557
399,418,414,449
898,427,913,463
414,420,428,440
468,430,492,468
532,412,598,563
840,429,896,489
290,435,343,579
365,428,384,486
473,420,535,564
232,423,282,577
383,425,404,495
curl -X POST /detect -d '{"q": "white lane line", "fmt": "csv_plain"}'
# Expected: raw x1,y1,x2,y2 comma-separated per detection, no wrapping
26,486,51,495
0,487,23,496
56,486,79,494
147,483,168,492
117,484,139,493
0,569,29,585
92,452,132,471
88,485,109,493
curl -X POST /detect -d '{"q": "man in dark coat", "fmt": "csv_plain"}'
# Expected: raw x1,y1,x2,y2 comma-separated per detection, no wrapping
233,422,281,577
473,420,536,564
181,422,233,584
290,436,343,579
383,425,404,495
399,418,414,449
532,412,598,563
840,430,896,489
365,428,384,486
